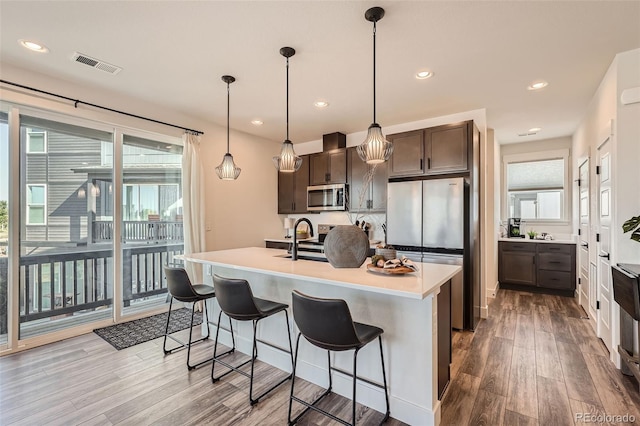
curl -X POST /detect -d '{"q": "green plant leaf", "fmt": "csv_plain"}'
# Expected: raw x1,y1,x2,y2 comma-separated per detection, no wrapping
622,215,640,233
632,229,640,243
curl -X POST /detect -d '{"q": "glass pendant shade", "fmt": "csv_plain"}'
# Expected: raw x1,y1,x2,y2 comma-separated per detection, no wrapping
357,123,393,164
217,74,241,180
272,140,302,173
274,46,302,173
216,153,241,180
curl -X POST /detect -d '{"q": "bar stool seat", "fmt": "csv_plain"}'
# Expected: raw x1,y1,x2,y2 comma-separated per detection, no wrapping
288,290,390,426
211,275,294,406
163,266,234,370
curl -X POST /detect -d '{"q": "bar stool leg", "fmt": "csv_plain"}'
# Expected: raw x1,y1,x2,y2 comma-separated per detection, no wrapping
288,333,303,425
162,296,174,354
352,348,360,426
211,310,224,382
249,319,259,405
379,336,390,422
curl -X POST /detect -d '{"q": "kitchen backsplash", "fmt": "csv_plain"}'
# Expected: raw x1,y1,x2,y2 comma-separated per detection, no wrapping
286,212,386,243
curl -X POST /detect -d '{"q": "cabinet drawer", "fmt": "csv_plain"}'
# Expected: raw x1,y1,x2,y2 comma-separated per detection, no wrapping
538,270,574,290
538,253,573,272
500,241,536,252
537,243,574,254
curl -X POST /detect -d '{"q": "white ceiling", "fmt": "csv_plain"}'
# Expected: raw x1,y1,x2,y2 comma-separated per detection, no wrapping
1,1,639,145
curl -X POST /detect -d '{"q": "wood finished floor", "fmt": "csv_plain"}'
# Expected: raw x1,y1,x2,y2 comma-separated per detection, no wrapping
2,290,639,425
441,289,640,426
0,327,403,425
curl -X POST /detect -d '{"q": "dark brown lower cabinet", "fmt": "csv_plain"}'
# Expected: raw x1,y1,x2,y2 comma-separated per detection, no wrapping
499,241,576,295
265,241,291,250
437,279,451,400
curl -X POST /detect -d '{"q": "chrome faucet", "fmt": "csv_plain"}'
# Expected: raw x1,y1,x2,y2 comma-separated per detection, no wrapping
292,218,314,261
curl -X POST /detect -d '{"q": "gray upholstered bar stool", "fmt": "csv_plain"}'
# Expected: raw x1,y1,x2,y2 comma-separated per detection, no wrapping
163,266,234,370
288,290,390,426
211,274,294,405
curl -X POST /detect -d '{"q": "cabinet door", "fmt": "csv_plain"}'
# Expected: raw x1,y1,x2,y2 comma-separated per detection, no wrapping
347,147,370,212
309,153,329,185
370,160,387,211
327,149,346,183
388,130,424,177
292,156,310,213
499,251,537,286
425,123,468,174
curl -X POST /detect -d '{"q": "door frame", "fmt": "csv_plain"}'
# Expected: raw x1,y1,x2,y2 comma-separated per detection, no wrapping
594,120,619,365
577,157,594,328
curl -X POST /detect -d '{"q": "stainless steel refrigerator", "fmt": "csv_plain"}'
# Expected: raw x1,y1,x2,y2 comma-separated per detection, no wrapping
387,177,476,330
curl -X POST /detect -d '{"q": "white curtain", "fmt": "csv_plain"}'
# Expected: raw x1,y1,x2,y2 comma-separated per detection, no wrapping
181,132,206,284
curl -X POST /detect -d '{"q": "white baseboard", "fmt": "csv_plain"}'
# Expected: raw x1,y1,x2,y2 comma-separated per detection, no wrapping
486,281,499,299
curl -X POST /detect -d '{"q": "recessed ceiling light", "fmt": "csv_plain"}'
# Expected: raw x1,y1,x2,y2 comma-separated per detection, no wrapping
527,80,548,90
416,70,433,79
314,101,329,108
251,120,263,126
528,127,541,133
19,39,49,53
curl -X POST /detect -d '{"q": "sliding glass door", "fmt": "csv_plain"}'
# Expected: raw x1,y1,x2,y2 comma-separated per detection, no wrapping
18,115,114,338
120,134,183,315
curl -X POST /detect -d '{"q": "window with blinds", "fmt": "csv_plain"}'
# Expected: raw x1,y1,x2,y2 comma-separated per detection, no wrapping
507,158,565,220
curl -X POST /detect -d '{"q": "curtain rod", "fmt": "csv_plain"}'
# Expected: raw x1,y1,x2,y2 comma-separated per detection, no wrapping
0,79,204,135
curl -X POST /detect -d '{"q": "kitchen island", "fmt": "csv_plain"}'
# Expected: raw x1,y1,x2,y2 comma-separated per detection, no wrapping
184,247,461,425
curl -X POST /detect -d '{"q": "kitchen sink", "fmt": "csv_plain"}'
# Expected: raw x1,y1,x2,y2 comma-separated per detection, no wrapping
273,254,329,263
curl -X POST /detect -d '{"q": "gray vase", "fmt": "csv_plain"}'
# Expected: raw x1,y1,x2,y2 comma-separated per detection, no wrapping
323,225,369,268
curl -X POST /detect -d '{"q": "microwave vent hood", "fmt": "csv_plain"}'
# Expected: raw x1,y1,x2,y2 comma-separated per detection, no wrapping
323,132,346,151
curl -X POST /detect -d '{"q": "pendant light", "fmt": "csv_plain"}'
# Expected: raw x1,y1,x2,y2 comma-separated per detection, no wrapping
273,47,302,173
356,7,393,165
215,75,241,180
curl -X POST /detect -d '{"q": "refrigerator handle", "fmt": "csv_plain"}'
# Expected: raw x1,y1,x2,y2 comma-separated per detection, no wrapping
427,157,431,169
420,158,423,171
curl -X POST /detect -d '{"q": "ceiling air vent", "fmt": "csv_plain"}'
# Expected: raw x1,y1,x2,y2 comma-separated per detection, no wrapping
518,132,538,137
71,52,122,75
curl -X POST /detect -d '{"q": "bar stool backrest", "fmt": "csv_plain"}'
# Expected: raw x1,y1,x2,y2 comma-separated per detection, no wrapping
164,266,201,302
213,275,261,320
292,290,361,351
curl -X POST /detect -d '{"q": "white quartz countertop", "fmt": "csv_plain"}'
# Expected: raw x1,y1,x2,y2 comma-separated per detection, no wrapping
184,247,460,300
498,237,576,244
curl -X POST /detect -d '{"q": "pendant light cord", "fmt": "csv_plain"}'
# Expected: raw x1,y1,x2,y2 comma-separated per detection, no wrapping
226,81,230,154
286,57,290,141
372,20,377,124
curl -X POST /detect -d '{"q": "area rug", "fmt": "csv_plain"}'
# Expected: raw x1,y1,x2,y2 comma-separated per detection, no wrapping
94,308,203,350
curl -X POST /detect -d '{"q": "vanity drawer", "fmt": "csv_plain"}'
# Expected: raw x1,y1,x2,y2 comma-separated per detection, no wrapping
538,270,573,290
500,241,536,252
537,243,574,255
538,253,573,272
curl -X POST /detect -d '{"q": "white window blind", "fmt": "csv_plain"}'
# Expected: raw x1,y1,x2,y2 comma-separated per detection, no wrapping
507,159,564,191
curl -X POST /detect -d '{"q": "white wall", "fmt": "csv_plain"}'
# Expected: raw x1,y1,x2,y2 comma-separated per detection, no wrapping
0,64,284,251
500,136,574,237
614,49,640,264
484,129,499,302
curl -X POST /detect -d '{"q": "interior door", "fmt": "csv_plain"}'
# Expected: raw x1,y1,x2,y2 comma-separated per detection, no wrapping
596,136,613,352
578,159,593,327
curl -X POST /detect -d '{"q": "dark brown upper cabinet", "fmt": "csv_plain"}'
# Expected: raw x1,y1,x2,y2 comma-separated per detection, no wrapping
387,121,472,178
387,130,425,177
309,148,347,185
425,122,469,174
277,154,309,214
347,147,387,212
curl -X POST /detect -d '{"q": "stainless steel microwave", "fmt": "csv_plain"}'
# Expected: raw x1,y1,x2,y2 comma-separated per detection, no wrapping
307,184,347,211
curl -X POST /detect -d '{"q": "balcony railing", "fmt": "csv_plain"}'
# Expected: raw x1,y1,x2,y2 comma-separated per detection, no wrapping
93,220,184,243
14,243,183,325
